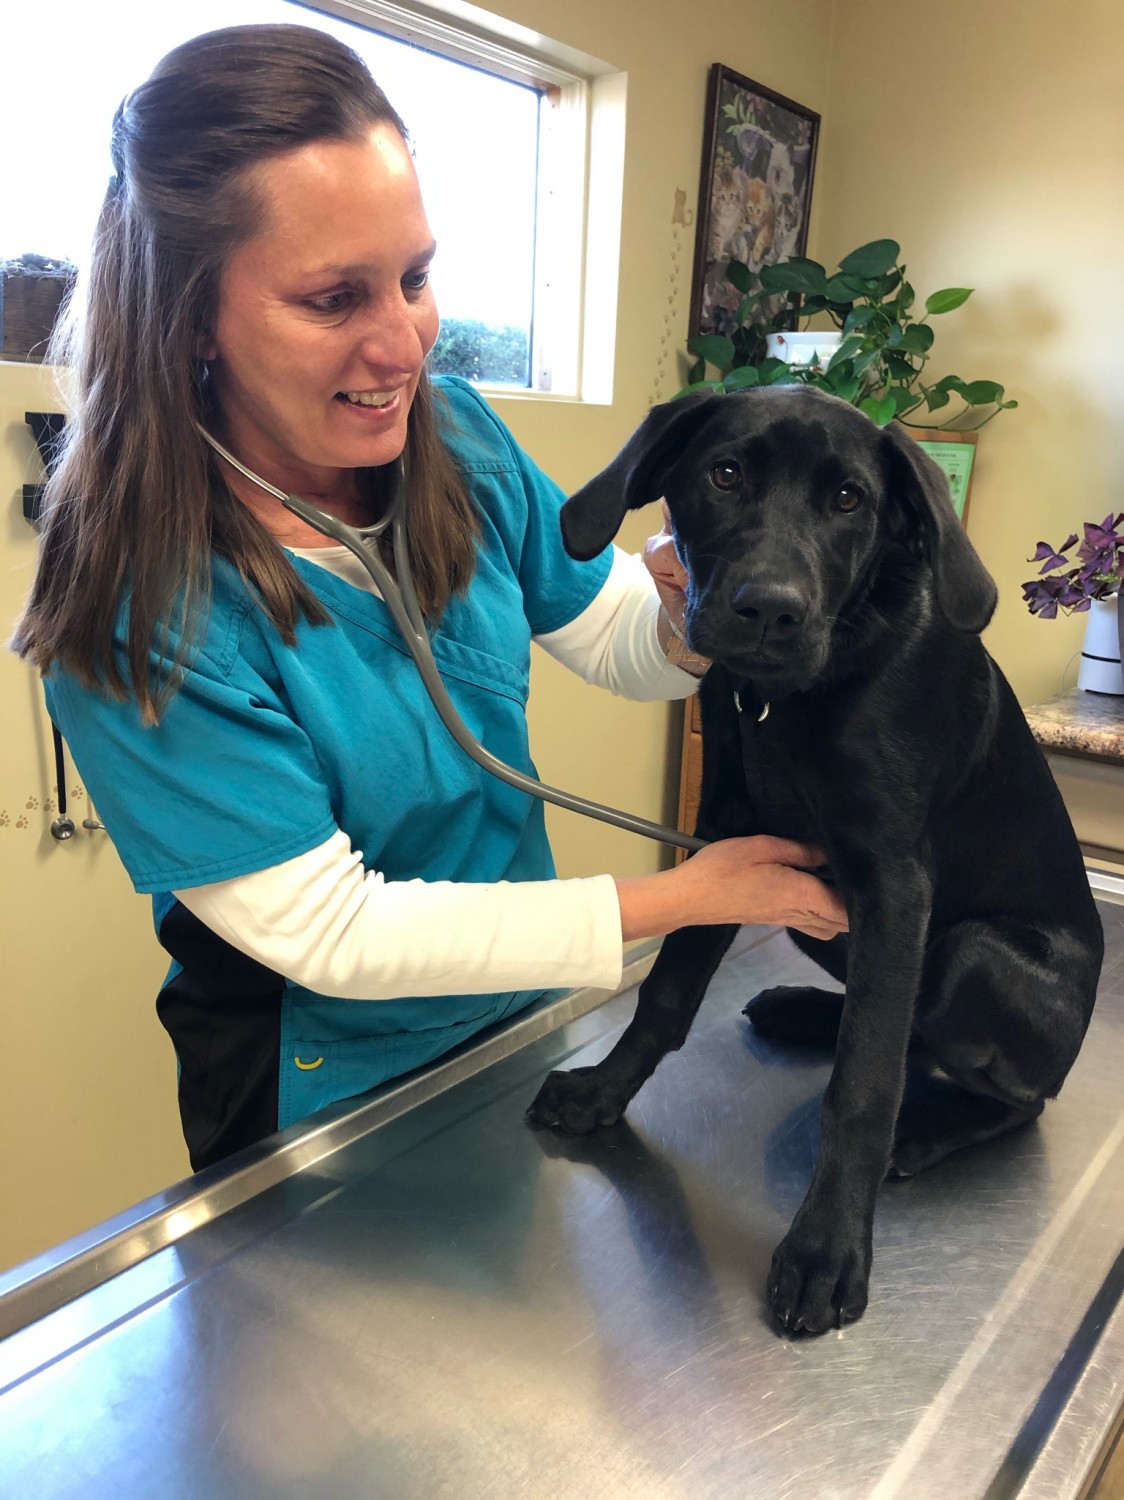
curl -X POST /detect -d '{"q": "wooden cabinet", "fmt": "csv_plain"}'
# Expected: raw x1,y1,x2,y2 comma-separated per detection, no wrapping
675,695,704,861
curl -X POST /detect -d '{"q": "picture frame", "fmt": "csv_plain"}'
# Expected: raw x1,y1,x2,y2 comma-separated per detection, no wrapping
688,64,821,340
910,429,979,524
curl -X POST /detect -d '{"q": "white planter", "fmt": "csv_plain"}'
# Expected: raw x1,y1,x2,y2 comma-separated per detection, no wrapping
1077,595,1124,695
764,330,844,372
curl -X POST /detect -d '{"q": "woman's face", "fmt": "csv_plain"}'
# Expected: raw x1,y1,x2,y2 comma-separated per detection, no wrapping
207,124,439,495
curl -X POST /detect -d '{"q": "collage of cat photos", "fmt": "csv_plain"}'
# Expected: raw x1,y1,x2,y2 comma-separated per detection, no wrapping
689,64,821,340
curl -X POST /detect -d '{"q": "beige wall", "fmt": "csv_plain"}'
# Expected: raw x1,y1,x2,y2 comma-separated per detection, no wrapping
3,0,1122,1272
813,0,1124,706
0,363,189,1270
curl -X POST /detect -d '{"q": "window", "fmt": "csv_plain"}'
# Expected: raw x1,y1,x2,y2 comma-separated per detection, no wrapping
1,0,622,397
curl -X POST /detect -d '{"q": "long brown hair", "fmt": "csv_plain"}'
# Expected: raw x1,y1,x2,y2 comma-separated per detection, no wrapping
13,24,477,723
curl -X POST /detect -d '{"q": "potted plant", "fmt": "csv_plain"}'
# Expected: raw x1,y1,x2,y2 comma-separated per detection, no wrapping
682,237,1017,431
1023,515,1124,695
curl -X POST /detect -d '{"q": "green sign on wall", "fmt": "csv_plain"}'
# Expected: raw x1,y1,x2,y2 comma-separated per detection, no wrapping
916,439,977,522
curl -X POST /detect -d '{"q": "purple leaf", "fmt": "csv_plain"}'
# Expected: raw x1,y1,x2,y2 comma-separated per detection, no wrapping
1084,515,1118,548
1029,536,1078,571
1025,516,1124,617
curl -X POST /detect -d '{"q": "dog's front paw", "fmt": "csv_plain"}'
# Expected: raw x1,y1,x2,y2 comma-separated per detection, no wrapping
766,1222,871,1335
525,1066,627,1134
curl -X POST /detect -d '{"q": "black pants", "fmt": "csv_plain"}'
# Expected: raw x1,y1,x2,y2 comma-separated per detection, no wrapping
156,902,283,1172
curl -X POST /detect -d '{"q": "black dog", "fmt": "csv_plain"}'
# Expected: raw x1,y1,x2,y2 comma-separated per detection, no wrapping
528,386,1104,1335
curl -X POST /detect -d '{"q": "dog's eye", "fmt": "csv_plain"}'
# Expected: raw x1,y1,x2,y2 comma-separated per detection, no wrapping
834,484,865,513
710,461,741,492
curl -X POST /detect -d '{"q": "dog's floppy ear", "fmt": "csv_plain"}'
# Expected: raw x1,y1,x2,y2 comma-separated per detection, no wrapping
561,389,722,559
882,422,998,633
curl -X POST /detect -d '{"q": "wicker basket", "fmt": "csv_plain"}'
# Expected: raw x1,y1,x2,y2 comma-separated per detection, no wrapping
0,269,76,360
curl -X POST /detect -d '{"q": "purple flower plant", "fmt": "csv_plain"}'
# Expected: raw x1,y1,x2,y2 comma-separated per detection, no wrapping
1023,512,1124,619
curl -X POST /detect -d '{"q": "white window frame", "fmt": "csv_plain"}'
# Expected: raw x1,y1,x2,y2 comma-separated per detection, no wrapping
303,0,624,403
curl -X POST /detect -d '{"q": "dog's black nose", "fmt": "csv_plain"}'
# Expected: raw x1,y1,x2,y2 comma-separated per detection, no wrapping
730,581,806,640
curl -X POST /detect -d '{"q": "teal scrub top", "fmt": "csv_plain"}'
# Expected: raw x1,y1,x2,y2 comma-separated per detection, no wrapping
45,377,613,1130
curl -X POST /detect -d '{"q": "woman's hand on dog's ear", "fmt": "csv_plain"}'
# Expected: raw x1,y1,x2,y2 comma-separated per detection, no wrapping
644,501,712,676
643,501,688,611
616,836,849,944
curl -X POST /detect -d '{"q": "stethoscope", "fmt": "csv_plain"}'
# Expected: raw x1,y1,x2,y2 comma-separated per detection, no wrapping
199,427,706,854
49,721,106,841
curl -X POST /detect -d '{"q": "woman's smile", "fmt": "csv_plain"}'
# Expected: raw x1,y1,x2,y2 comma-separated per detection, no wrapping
335,388,405,415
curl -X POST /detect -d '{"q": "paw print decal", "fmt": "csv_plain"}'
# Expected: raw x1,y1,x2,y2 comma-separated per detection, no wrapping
0,811,9,827
26,796,39,810
15,816,28,829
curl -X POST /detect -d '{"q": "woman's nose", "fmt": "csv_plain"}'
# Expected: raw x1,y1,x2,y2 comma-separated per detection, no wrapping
355,294,429,373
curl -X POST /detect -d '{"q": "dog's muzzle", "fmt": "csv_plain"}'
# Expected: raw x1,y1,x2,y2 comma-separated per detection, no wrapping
686,568,829,687
728,579,807,648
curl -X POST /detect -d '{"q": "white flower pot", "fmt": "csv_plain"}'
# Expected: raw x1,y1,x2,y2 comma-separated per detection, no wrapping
764,331,844,372
1077,595,1124,695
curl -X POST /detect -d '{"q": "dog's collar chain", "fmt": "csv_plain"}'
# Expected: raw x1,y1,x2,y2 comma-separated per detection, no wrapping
733,691,770,722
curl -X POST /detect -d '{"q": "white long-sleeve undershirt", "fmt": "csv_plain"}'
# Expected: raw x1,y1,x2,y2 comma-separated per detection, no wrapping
174,547,699,1000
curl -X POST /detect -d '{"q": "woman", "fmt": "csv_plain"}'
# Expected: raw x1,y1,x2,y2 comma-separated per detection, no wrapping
13,24,845,1170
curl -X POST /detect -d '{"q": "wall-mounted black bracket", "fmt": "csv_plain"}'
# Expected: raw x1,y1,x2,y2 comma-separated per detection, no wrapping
22,410,66,527
23,483,46,524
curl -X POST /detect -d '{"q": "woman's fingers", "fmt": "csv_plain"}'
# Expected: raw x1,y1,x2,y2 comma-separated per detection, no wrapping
646,533,688,587
676,836,847,933
782,871,849,935
753,837,830,872
615,836,848,943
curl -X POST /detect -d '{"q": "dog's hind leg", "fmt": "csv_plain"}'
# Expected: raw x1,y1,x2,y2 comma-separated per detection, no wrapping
743,986,845,1047
742,932,848,1046
889,1067,1044,1178
526,923,738,1135
891,916,1099,1176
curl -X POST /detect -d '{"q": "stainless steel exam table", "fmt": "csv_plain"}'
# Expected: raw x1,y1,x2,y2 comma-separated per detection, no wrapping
2,891,1123,1500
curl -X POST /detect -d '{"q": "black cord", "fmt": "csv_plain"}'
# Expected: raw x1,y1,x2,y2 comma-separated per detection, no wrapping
52,721,68,820
49,721,77,841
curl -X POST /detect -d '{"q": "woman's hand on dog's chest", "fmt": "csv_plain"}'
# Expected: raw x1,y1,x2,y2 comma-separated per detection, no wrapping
616,834,848,943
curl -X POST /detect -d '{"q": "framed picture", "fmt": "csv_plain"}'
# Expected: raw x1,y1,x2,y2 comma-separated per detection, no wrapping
911,430,978,524
688,64,820,340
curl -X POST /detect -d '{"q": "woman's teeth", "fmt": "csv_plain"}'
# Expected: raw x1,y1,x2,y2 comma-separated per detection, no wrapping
341,390,397,407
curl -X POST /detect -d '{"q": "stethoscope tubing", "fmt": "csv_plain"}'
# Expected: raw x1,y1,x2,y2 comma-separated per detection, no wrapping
200,432,706,854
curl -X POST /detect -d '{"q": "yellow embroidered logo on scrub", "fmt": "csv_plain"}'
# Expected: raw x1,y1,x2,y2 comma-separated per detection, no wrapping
293,1055,324,1071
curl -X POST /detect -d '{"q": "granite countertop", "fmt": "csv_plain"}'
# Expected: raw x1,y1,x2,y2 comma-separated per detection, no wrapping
1024,687,1124,761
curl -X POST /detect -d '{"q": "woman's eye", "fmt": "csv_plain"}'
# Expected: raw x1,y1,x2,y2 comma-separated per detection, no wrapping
403,267,431,293
710,461,741,492
834,484,864,513
306,291,354,315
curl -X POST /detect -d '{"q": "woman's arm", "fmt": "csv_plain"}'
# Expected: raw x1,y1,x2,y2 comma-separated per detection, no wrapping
176,828,625,997
175,830,847,1000
533,547,705,700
